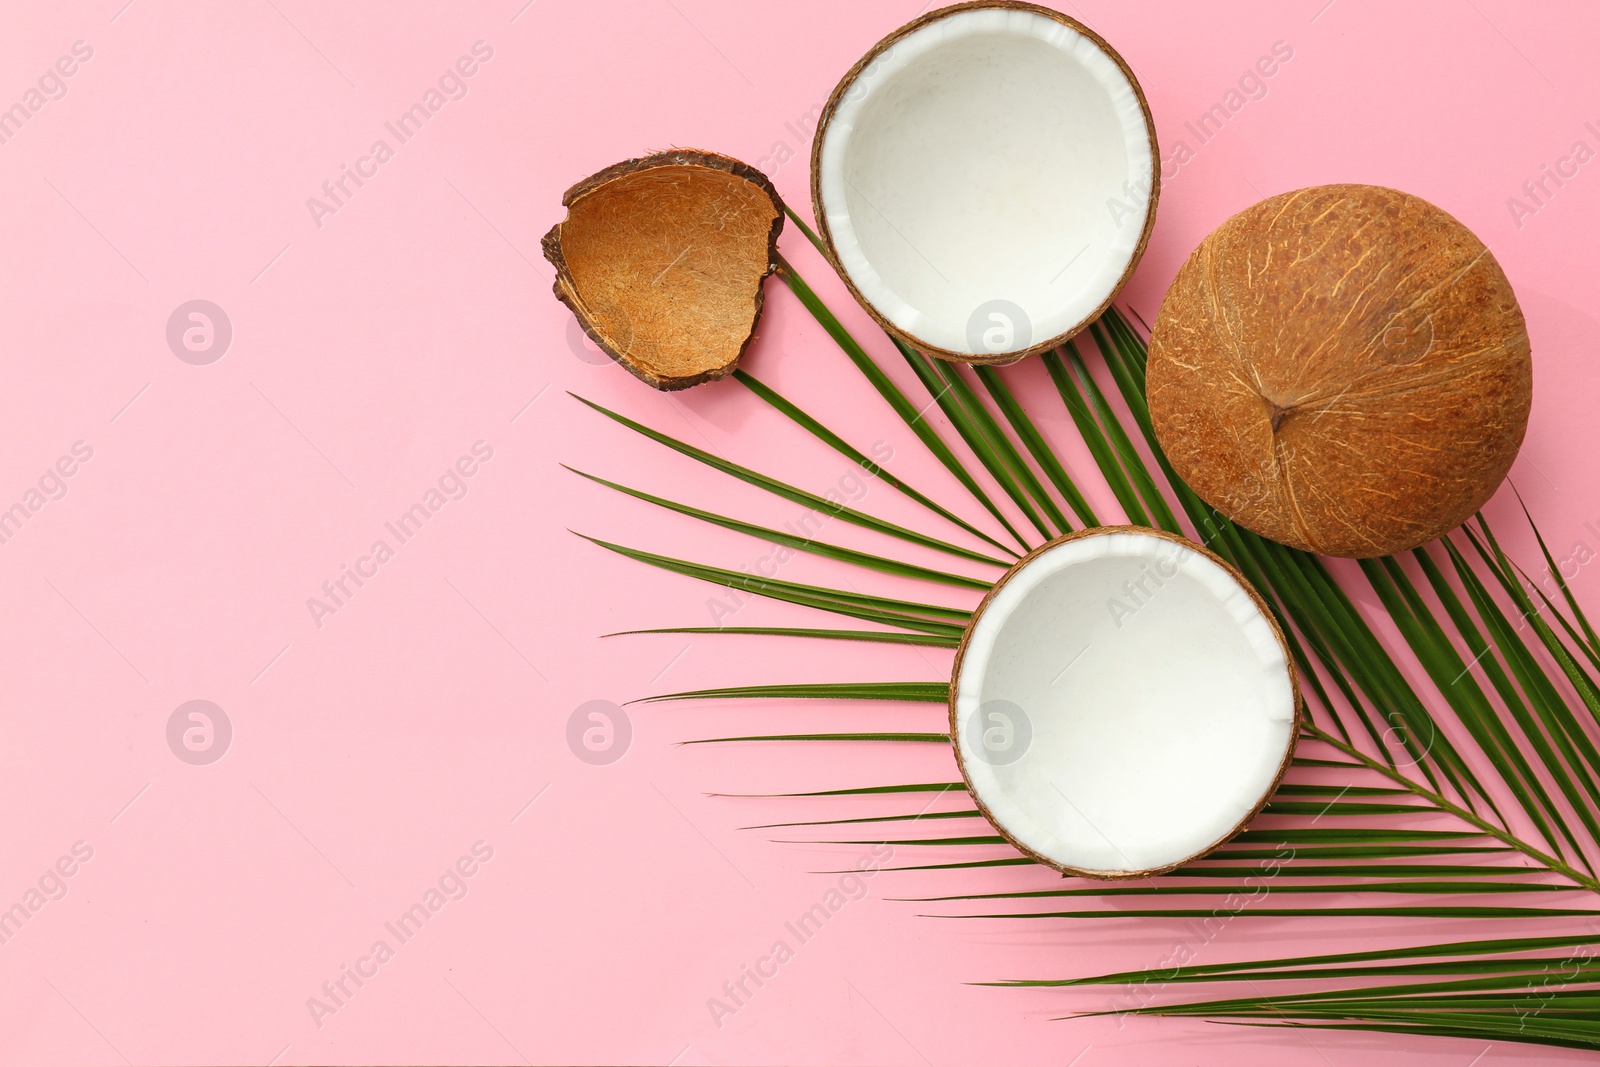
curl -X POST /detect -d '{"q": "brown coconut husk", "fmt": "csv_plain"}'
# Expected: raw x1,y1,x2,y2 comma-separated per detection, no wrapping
808,1,1160,366
949,526,1302,880
1146,184,1533,558
542,149,783,391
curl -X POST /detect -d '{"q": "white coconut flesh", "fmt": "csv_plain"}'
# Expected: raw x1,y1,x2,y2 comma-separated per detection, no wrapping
953,530,1297,876
816,7,1155,359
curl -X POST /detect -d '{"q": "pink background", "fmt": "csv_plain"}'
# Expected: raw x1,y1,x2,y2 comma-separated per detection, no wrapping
1,0,1597,1063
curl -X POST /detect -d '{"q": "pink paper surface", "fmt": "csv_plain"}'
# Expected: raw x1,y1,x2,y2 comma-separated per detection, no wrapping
2,1,1597,1063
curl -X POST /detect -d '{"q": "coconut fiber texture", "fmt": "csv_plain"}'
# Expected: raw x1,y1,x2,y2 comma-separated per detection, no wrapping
542,149,783,391
1146,184,1532,558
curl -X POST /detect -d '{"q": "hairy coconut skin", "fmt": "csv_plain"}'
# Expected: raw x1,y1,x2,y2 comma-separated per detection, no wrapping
1147,185,1532,558
542,149,783,391
949,526,1301,880
809,1,1159,366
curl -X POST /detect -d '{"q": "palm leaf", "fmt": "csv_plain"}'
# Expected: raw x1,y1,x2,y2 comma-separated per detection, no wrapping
570,226,1600,1050
971,366,1098,527
733,368,1016,557
610,626,959,648
577,534,966,637
571,393,1006,568
566,466,991,591
683,731,949,745
776,253,1031,553
894,343,1064,539
641,681,947,704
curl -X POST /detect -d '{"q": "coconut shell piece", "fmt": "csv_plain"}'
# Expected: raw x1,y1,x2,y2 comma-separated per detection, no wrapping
1147,184,1532,558
542,149,783,391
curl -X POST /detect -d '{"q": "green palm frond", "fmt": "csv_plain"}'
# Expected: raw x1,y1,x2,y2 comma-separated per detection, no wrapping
640,681,948,704
567,467,990,592
682,732,949,746
570,394,1007,568
775,248,1030,553
732,368,1018,557
568,228,1600,1051
608,626,960,648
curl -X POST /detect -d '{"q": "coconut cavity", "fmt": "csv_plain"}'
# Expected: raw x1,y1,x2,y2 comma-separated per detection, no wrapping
811,2,1158,364
542,150,783,391
1147,184,1532,558
951,528,1298,878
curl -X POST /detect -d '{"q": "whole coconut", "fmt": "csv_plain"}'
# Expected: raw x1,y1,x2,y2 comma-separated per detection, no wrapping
1146,184,1531,558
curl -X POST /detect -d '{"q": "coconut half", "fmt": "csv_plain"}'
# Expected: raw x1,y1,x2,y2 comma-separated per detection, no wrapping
811,2,1158,365
951,527,1299,878
543,149,784,390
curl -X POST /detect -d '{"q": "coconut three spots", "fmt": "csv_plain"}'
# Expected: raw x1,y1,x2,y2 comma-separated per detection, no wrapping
1148,184,1531,558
